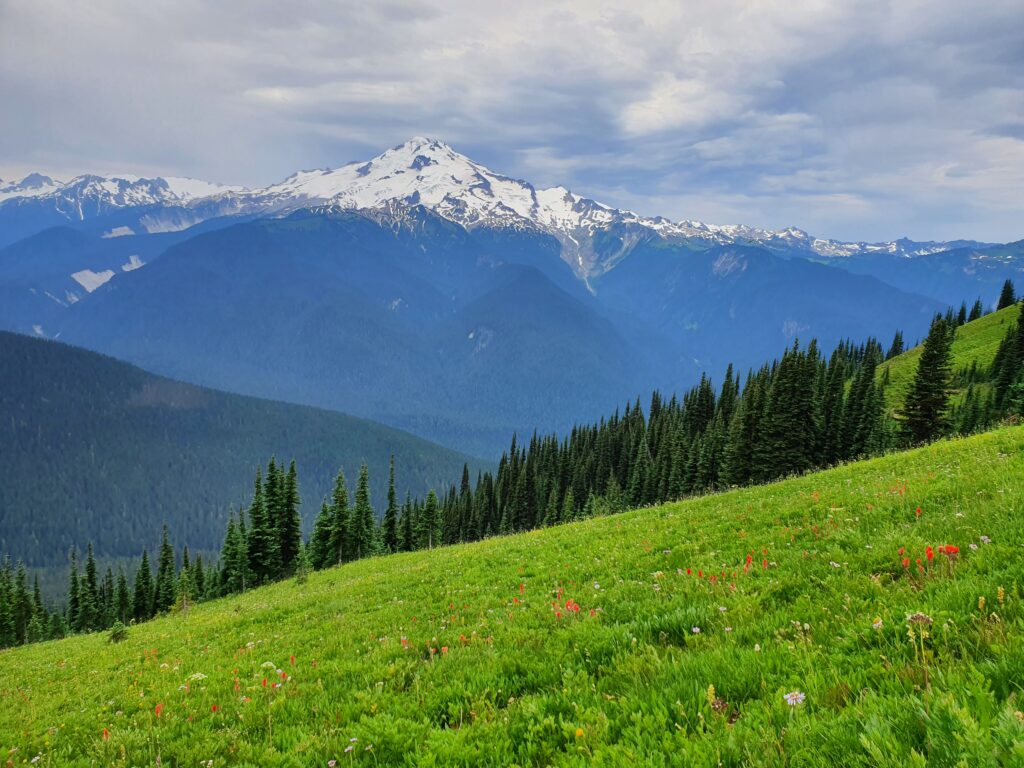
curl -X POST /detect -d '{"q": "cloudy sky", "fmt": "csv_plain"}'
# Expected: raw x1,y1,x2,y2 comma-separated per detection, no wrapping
1,0,1022,242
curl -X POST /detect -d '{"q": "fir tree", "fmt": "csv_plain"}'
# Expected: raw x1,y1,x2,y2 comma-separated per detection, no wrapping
901,315,953,444
132,550,153,622
279,461,303,575
997,279,1016,311
382,456,399,553
154,526,177,614
418,490,441,549
968,299,984,322
328,468,350,564
114,568,131,625
309,501,334,570
353,463,375,559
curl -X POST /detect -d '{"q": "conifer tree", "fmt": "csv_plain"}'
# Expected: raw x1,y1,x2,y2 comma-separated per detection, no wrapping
399,493,415,552
328,468,350,564
886,331,904,360
309,501,334,570
114,568,131,624
154,526,177,614
132,549,153,622
901,316,953,444
997,279,1016,310
382,456,399,553
279,461,303,574
968,299,984,322
353,463,375,559
418,490,441,549
79,543,99,632
247,470,280,583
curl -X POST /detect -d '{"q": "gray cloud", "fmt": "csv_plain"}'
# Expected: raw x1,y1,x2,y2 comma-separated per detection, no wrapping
1,0,1022,242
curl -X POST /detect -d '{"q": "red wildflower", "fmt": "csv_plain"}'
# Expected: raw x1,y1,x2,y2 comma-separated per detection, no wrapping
441,646,449,654
902,557,910,568
686,568,692,576
898,547,905,556
555,610,562,619
926,546,934,562
762,559,768,569
698,570,703,578
519,583,525,594
290,655,296,666
916,506,922,518
102,727,109,741
211,704,219,713
943,544,959,555
280,670,287,681
262,678,267,688
155,703,164,718
513,597,519,604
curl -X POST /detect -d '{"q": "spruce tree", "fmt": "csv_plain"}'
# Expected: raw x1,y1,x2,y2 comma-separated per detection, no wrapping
154,526,177,614
353,463,375,559
328,468,350,564
997,279,1016,310
247,470,280,583
132,550,153,622
418,490,441,549
382,456,399,553
79,543,99,632
968,299,984,322
114,568,130,624
886,331,904,360
900,315,953,444
279,461,303,575
309,502,334,570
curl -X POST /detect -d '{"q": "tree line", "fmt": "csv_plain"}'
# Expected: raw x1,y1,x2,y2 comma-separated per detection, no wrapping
3,285,1022,649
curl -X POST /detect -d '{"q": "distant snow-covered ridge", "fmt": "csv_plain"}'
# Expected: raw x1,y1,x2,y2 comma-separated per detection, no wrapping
0,138,991,276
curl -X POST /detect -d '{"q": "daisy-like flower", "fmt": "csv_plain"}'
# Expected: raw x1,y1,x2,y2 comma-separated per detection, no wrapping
692,626,701,634
980,535,992,545
719,606,727,613
784,691,806,706
872,617,883,630
724,627,733,633
328,761,337,767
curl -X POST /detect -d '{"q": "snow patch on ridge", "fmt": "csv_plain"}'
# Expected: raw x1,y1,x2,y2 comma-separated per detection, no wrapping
71,268,115,293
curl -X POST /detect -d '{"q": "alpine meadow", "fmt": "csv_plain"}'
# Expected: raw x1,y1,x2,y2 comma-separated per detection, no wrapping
2,2,1024,766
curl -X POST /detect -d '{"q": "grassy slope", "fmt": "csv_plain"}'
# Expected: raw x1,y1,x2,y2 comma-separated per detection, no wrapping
2,428,1024,766
879,303,1021,413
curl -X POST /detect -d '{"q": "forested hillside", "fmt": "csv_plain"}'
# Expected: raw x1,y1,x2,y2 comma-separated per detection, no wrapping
0,332,482,567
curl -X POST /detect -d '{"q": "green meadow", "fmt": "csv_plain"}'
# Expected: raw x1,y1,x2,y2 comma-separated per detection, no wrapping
2,427,1023,766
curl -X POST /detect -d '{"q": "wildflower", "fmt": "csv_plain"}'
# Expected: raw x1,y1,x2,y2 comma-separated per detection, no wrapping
102,727,109,741
754,643,761,652
328,761,337,767
783,691,806,706
594,582,600,590
926,546,934,562
942,544,959,555
902,557,910,569
916,506,922,518
686,568,692,576
211,704,219,713
262,678,267,687
998,586,1005,605
979,596,986,612
692,626,701,634
872,617,883,630
906,612,933,626
344,746,354,754
969,543,979,551
154,703,164,718
575,727,585,738
441,646,448,655
519,583,525,594
980,535,991,544
724,627,733,633
719,606,727,613
290,655,296,666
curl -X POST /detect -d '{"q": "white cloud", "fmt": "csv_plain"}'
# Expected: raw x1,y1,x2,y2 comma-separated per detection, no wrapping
0,0,1022,242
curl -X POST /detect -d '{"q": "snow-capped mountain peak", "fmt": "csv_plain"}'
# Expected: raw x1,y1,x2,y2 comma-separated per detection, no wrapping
0,140,994,276
0,173,63,202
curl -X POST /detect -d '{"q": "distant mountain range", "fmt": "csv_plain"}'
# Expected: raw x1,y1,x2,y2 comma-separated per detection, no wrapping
0,331,482,568
1,138,1021,455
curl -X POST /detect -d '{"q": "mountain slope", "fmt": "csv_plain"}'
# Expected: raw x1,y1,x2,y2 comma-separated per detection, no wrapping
0,331,483,567
53,208,648,456
879,302,1023,412
2,427,1022,765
